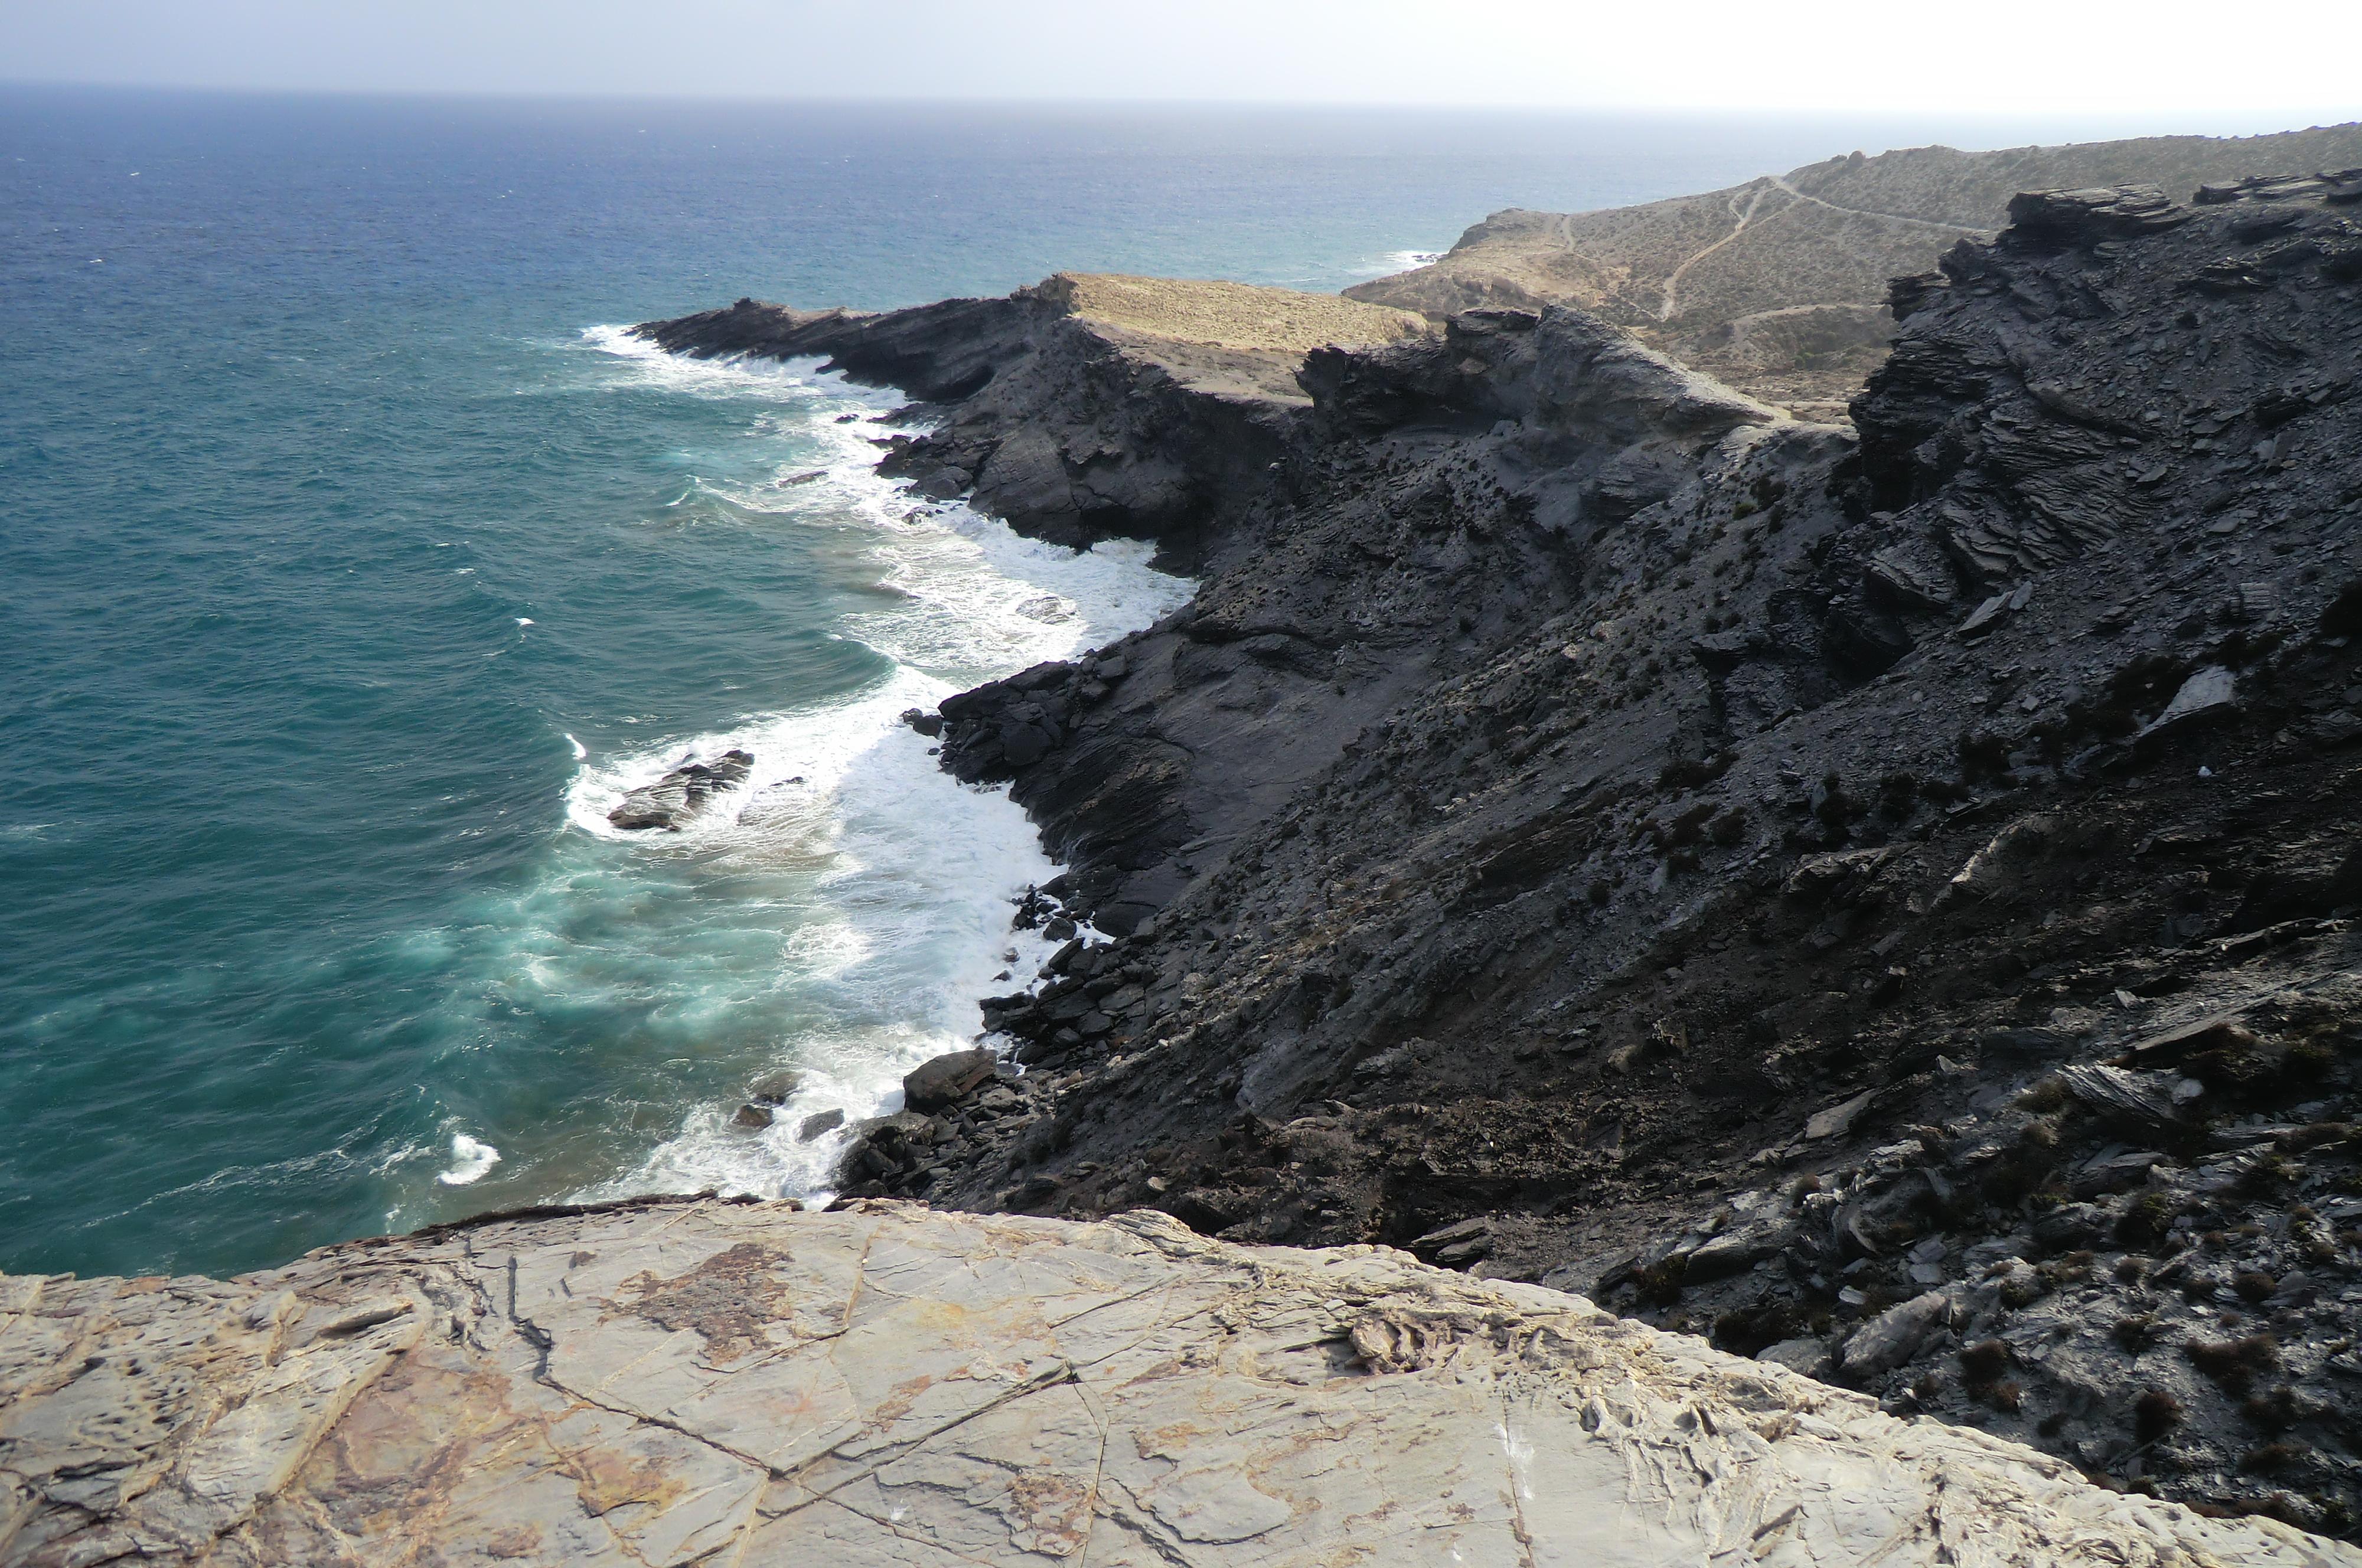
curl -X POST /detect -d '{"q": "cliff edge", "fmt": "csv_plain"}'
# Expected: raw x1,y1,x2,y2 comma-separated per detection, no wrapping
2,1198,2350,1566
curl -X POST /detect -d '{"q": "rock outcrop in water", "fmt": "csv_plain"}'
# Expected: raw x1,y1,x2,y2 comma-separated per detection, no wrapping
638,274,1428,561
639,171,2362,1535
3,1196,2351,1566
606,748,754,831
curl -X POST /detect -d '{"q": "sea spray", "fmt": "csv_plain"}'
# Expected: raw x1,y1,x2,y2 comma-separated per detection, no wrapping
543,330,1190,1207
435,1135,503,1185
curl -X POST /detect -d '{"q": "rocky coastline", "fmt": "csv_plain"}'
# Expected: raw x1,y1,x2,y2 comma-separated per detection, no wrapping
11,164,2362,1564
635,174,2362,1536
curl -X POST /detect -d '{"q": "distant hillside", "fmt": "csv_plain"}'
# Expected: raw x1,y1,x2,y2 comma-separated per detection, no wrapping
1345,122,2362,419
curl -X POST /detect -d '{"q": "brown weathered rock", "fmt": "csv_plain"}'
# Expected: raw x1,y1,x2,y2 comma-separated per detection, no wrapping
1,1199,2349,1567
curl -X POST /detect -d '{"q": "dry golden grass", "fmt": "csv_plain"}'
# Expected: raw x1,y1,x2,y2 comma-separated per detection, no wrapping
1043,272,1430,354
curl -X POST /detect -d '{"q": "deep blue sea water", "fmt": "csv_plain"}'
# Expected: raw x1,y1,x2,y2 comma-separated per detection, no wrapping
0,87,2140,1278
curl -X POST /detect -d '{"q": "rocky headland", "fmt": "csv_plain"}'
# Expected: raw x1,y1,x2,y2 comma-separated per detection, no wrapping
12,145,2362,1563
633,164,2362,1537
1345,125,2362,418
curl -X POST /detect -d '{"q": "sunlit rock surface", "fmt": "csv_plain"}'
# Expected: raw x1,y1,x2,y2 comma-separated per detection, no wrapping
2,1196,2350,1566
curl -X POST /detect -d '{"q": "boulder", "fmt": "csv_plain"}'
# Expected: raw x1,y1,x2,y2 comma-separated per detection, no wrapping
1804,1089,1876,1142
1684,1211,1798,1282
1942,815,2054,901
2031,1202,2113,1252
2138,665,2236,740
903,1047,997,1111
1757,1337,1836,1379
1839,1288,1958,1376
836,1110,934,1186
747,1070,802,1106
797,1108,846,1142
2056,1063,2200,1129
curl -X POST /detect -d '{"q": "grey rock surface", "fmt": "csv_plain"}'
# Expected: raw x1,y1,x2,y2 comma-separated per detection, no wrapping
3,1197,2352,1566
607,748,755,831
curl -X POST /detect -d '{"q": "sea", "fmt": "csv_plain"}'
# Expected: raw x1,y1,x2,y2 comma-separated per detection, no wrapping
0,87,2164,1278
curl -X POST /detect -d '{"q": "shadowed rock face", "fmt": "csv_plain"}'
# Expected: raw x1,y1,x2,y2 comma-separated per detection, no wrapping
1,1197,2351,1566
636,273,1432,561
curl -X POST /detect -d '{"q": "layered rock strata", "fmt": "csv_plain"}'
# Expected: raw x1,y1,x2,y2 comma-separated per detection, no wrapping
2,1197,2353,1566
643,175,2362,1530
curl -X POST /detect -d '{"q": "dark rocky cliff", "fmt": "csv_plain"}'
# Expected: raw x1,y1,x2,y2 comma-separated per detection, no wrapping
639,174,2362,1531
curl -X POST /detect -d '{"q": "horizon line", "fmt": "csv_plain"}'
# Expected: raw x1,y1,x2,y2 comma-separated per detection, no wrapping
4,78,2358,133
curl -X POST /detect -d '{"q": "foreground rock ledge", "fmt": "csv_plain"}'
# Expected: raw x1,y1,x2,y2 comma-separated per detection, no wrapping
1,1200,2348,1567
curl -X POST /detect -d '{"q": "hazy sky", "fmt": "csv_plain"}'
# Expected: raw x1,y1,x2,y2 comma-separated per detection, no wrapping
4,0,2357,123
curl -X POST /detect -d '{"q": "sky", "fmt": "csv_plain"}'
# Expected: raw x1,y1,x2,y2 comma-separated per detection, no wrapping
2,0,2358,125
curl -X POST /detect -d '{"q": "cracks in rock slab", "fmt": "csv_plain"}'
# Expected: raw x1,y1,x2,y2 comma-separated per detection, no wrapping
771,1360,1081,1513
1066,1378,1115,1568
830,1224,880,1344
811,1494,1006,1568
1495,1391,1541,1568
505,1254,554,1383
1043,1275,1180,1335
1084,1494,1197,1568
482,1244,780,1489
720,1476,775,1568
443,1210,1218,1551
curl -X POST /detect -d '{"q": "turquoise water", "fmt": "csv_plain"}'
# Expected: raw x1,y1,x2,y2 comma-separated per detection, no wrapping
0,88,2087,1278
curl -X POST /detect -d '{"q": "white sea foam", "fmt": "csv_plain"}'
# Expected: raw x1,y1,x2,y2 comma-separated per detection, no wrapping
437,1134,502,1185
1348,249,1446,277
550,325,1192,1206
566,700,1082,1205
578,323,849,405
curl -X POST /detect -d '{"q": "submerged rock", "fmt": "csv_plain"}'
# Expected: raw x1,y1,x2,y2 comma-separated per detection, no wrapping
2,1197,2347,1566
747,1070,802,1106
606,749,753,831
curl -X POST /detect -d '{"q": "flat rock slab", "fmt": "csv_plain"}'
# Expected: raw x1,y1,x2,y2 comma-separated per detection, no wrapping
1,1198,2350,1567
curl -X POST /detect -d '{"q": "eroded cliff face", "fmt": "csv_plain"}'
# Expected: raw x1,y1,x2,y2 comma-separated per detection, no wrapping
638,273,1427,564
636,177,2362,1530
2,1197,2351,1567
